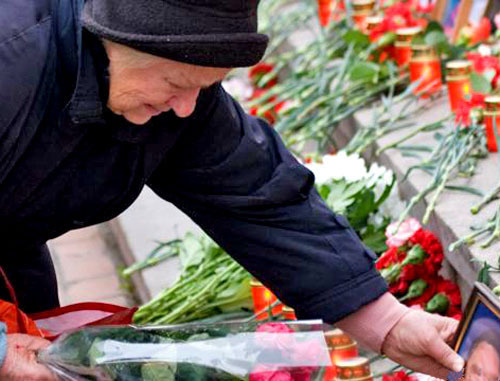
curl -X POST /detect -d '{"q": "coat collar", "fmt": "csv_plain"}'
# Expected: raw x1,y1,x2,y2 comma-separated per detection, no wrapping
65,29,107,126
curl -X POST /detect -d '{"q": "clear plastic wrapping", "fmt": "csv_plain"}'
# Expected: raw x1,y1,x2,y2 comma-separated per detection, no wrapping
39,320,331,380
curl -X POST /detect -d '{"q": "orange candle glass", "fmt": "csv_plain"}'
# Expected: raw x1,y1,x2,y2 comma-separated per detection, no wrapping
484,96,500,152
409,45,442,98
323,329,359,381
446,61,472,113
394,27,422,67
364,15,383,34
282,305,297,320
352,0,375,30
250,279,283,320
336,357,372,380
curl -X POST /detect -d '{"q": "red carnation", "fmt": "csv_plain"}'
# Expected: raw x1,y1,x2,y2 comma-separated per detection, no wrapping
471,18,492,45
455,93,485,127
249,63,278,89
404,276,438,308
376,246,400,270
250,366,293,381
383,371,417,381
425,277,462,317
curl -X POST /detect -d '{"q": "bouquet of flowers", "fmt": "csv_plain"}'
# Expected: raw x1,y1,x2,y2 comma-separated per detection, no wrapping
39,321,331,381
376,218,462,319
305,152,396,254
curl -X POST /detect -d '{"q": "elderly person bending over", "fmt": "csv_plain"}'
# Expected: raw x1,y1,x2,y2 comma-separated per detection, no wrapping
0,0,464,379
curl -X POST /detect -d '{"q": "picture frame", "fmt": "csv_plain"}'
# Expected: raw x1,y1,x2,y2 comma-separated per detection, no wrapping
448,282,500,381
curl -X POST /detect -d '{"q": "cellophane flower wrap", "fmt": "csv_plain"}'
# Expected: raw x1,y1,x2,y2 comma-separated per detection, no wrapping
39,321,331,381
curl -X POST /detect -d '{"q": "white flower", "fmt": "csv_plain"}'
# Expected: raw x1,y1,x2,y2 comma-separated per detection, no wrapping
304,162,332,184
478,44,492,57
322,152,367,182
222,77,253,101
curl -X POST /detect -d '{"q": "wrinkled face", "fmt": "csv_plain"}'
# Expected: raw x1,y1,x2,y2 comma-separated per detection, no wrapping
103,40,231,125
465,342,500,381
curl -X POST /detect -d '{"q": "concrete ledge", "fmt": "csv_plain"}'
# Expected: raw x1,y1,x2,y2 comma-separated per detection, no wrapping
336,95,500,301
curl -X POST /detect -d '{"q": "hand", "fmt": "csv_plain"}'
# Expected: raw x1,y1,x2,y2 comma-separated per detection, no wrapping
0,334,57,381
382,309,465,379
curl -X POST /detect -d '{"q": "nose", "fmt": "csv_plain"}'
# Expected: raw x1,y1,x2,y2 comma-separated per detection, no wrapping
170,87,201,118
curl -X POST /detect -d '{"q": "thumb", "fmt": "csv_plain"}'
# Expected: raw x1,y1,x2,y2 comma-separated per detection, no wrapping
426,329,464,373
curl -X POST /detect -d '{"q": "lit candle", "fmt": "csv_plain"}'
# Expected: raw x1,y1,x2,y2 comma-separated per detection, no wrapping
250,279,282,320
323,329,359,380
409,45,442,98
484,96,500,152
446,61,472,113
394,27,422,67
336,357,372,380
352,0,375,30
282,305,297,320
364,15,383,34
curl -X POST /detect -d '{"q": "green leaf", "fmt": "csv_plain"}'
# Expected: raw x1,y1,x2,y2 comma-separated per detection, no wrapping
425,30,450,53
444,185,484,197
343,30,370,48
478,262,491,284
361,224,388,254
179,233,205,269
424,20,444,34
471,72,492,94
349,62,380,83
318,183,331,200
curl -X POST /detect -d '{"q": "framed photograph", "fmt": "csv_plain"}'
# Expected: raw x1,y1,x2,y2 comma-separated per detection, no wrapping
448,282,500,381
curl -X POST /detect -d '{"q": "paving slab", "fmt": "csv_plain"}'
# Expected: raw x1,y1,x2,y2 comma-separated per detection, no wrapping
110,187,202,303
50,225,135,307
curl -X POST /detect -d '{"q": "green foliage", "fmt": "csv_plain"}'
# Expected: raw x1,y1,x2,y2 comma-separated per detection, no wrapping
349,62,381,83
128,233,253,325
471,72,492,94
320,176,394,254
343,30,371,49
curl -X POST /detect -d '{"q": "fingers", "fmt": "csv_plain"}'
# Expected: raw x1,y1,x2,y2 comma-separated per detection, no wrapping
8,334,51,351
425,329,464,373
398,355,452,380
430,314,459,344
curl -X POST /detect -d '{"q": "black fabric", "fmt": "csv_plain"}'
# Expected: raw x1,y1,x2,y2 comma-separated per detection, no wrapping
0,0,388,322
0,245,59,314
81,0,269,67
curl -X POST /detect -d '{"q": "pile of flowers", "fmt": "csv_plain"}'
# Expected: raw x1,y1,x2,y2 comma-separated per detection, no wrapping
305,152,396,254
454,51,499,126
383,371,417,381
369,2,427,42
376,218,462,319
457,17,492,47
247,63,287,125
250,323,325,381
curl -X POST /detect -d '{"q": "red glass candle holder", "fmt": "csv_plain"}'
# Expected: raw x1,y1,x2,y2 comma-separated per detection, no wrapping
364,15,382,34
250,279,283,320
282,306,297,320
352,0,375,29
323,342,359,380
394,27,422,67
446,61,472,112
484,96,500,152
409,45,442,98
336,357,372,380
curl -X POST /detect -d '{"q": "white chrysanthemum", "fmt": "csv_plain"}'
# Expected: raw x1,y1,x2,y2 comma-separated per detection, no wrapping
304,162,332,184
222,77,253,101
322,152,368,182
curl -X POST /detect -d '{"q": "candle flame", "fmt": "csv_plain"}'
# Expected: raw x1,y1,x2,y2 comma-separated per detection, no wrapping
264,289,272,302
463,83,470,94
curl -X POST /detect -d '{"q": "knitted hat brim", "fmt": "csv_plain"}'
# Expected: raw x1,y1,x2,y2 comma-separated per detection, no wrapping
81,3,269,68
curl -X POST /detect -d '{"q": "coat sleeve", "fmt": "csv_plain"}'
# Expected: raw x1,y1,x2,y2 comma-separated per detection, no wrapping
147,83,388,323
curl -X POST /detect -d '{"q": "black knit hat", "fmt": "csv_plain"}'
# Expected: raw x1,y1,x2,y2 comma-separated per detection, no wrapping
81,0,269,68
